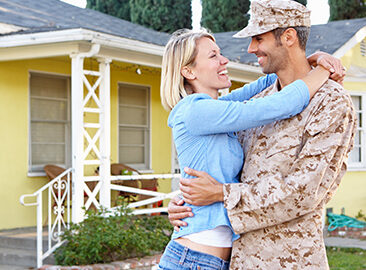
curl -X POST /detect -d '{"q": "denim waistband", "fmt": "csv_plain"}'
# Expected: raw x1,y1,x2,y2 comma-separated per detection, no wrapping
160,240,230,270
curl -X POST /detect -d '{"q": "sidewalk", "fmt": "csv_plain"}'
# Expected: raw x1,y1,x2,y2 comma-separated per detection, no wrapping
324,236,366,250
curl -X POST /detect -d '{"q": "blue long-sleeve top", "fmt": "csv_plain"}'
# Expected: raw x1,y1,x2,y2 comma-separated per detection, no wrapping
169,74,310,242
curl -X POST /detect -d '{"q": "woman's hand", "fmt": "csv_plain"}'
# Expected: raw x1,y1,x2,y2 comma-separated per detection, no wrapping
180,167,224,206
307,51,346,85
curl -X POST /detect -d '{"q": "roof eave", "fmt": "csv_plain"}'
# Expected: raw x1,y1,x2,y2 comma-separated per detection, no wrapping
333,26,366,58
0,28,263,79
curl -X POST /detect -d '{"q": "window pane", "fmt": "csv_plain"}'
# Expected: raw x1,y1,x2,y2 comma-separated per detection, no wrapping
31,122,66,143
31,98,67,121
119,106,147,126
29,73,70,171
32,144,65,165
118,84,150,167
351,96,361,110
119,146,144,164
354,130,361,145
349,146,361,163
31,74,68,98
119,86,147,106
119,127,144,145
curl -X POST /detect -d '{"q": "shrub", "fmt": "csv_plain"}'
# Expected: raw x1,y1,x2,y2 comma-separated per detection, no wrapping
355,210,366,222
54,201,172,265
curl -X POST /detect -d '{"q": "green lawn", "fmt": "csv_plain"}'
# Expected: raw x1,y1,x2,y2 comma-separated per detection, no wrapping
327,247,366,270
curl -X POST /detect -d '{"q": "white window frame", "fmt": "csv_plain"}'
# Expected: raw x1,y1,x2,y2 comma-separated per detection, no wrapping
348,92,366,171
28,71,71,175
117,82,151,171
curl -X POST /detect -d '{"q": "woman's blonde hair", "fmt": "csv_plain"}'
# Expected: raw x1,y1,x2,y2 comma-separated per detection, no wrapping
160,28,215,111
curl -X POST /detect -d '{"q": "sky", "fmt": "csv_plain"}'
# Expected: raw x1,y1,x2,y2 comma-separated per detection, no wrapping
61,0,330,28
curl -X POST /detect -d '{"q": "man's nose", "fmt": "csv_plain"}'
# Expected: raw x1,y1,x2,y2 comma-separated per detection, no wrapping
247,39,257,54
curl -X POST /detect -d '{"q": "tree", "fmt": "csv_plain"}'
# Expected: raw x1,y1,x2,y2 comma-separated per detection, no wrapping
329,0,366,21
129,0,192,33
201,0,250,33
86,0,191,33
86,0,131,21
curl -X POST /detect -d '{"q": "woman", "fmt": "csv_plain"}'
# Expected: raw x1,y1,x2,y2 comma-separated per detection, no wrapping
159,28,343,270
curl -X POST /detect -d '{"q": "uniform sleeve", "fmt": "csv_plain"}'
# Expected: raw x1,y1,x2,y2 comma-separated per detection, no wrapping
223,94,356,234
219,74,277,102
184,79,309,135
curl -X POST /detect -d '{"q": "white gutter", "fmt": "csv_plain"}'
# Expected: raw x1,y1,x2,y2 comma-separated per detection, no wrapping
0,28,262,79
333,26,366,58
0,28,164,57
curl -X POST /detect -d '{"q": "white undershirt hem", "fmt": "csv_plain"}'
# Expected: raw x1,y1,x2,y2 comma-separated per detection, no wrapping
181,225,233,247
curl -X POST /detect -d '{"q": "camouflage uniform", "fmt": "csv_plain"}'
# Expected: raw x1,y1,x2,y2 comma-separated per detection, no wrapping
223,79,356,269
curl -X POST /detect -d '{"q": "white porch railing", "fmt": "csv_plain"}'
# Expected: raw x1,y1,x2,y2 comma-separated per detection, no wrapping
110,173,181,215
19,168,72,268
19,170,181,268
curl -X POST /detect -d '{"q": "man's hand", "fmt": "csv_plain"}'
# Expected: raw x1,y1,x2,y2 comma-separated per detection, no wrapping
180,167,224,206
168,195,193,231
307,51,346,85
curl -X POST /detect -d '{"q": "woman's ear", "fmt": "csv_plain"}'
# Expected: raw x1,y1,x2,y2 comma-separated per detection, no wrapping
181,66,196,80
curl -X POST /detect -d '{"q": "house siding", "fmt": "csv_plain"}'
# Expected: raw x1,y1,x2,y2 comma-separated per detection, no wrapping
0,57,171,230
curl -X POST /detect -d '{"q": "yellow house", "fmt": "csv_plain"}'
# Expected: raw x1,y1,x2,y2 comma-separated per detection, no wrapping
0,0,264,235
0,0,365,231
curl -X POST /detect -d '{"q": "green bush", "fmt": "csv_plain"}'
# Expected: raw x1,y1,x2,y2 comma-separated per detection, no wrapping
54,201,172,265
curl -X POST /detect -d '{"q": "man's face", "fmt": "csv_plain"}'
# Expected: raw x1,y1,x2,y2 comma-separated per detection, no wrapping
247,31,289,74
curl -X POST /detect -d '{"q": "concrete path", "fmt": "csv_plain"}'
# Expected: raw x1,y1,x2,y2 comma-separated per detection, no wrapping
325,236,366,250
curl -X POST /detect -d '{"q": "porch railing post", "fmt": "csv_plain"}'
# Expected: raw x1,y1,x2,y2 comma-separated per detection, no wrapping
36,193,42,268
71,55,85,223
98,58,112,208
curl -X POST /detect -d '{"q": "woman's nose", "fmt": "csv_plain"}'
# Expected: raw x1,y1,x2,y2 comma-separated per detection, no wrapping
220,55,229,65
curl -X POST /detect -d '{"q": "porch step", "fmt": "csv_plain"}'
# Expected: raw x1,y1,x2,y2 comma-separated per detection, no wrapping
0,265,30,270
0,227,55,268
0,247,36,268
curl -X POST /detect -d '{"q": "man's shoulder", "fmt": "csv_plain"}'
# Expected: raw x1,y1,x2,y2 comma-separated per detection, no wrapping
319,79,350,99
312,79,353,109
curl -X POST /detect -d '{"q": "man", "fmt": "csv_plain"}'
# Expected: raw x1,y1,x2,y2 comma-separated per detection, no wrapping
168,0,356,269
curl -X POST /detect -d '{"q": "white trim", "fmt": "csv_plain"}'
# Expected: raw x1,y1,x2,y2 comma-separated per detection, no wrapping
27,172,47,177
348,92,366,170
345,77,366,83
333,26,366,58
0,28,263,78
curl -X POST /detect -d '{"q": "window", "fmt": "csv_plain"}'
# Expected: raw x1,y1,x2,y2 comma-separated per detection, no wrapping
349,94,365,169
29,73,71,173
118,84,150,170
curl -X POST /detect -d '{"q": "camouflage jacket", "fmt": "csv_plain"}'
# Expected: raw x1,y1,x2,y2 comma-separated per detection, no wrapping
223,79,356,269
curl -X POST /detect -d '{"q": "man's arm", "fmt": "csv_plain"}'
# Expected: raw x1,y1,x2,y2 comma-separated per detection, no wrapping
223,93,356,234
180,92,355,234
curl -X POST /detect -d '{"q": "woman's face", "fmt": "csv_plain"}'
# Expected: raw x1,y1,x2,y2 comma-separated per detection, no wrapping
184,37,231,99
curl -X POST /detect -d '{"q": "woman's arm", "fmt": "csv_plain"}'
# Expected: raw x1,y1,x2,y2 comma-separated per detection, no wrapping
184,79,310,135
219,51,344,102
219,73,277,102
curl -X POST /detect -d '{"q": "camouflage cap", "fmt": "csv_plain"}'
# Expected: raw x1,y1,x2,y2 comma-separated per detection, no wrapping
233,0,311,38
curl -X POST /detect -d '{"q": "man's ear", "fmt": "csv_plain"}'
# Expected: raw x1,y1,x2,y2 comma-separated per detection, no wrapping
181,66,196,80
281,28,297,47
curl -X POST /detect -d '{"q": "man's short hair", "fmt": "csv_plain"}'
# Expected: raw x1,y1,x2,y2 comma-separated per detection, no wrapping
272,26,310,51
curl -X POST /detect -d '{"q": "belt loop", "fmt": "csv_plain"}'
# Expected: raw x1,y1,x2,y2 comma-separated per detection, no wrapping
221,260,227,270
179,246,189,265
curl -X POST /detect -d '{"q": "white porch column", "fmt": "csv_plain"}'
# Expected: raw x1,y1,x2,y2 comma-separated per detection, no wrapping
71,55,85,223
98,58,112,208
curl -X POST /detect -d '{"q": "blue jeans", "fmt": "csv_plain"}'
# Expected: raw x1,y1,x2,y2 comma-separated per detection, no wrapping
159,240,230,270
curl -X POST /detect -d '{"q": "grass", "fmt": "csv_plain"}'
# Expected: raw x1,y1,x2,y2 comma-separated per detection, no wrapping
327,247,366,270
